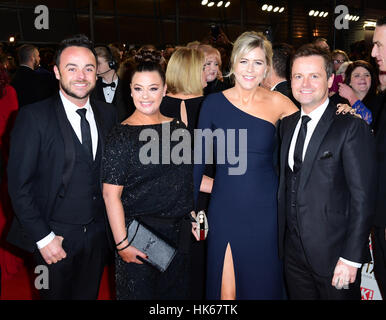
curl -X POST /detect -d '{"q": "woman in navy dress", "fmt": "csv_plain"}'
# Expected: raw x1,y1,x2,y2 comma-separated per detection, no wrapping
194,32,298,299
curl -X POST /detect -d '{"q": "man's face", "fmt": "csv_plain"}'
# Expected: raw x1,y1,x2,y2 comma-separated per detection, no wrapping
291,55,334,112
33,49,40,69
54,46,97,107
96,56,111,76
372,25,386,72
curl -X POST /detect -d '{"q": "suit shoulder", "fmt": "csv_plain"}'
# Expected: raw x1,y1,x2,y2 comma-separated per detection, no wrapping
282,109,300,124
19,95,57,116
334,111,370,128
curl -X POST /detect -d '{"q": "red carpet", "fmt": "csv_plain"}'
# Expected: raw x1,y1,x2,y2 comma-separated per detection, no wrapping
0,263,115,300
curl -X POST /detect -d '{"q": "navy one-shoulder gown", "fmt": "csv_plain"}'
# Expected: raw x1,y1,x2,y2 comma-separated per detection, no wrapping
194,92,284,300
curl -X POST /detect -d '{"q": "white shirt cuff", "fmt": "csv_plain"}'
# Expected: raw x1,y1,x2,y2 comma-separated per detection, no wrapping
339,257,362,268
36,232,56,249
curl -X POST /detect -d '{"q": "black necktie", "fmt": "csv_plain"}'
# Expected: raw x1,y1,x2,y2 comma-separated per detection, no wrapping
76,109,93,159
101,82,116,88
293,115,311,173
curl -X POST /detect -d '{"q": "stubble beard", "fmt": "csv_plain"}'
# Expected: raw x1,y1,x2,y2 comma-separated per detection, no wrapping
60,81,95,100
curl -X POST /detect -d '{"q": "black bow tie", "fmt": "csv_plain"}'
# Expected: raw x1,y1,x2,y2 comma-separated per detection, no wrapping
101,82,116,88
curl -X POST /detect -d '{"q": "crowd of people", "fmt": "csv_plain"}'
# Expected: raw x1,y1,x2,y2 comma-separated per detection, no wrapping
0,18,385,300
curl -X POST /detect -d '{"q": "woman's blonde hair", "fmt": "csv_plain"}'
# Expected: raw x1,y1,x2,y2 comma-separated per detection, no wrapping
166,47,205,95
197,44,222,67
229,31,272,78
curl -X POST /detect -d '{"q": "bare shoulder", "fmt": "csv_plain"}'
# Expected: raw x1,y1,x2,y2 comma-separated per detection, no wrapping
269,91,298,119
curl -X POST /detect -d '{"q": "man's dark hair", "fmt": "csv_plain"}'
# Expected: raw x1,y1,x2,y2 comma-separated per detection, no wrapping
312,37,328,44
376,17,386,27
55,34,97,67
272,43,294,80
17,44,37,65
291,44,334,79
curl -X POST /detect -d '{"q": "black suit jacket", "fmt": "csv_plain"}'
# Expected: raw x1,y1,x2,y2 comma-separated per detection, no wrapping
278,101,377,277
6,94,117,252
91,77,134,122
11,66,57,107
374,92,386,227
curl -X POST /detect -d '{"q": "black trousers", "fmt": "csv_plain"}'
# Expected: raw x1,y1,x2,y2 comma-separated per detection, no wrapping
284,229,361,300
33,220,109,300
372,226,386,299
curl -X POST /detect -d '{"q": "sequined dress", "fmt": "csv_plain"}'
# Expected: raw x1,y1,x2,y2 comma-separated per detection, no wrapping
102,119,194,300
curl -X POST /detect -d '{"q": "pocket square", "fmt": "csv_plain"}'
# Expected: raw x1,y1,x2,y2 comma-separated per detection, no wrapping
320,151,333,159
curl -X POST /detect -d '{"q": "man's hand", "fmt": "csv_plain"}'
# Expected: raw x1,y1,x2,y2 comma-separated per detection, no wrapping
39,236,67,265
331,259,358,289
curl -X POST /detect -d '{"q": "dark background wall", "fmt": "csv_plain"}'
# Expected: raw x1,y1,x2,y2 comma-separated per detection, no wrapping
0,0,385,50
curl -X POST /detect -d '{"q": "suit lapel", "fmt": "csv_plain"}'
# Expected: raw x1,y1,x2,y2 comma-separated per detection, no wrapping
299,102,335,190
54,95,76,197
90,99,105,157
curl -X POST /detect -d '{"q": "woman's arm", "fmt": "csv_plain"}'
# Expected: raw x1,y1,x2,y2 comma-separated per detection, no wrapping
200,175,213,194
338,83,372,124
103,183,147,264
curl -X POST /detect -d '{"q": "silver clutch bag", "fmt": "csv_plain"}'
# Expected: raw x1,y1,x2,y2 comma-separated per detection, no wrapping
127,219,177,272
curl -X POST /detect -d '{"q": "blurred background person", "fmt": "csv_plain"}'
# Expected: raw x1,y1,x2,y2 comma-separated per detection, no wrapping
313,37,330,51
261,42,298,106
329,49,350,96
160,46,210,299
198,44,231,95
162,44,175,66
0,60,22,288
11,44,57,107
378,71,386,93
92,45,133,122
330,60,376,124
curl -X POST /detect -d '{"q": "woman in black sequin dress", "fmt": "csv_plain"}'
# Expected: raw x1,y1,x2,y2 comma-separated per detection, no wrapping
102,53,198,300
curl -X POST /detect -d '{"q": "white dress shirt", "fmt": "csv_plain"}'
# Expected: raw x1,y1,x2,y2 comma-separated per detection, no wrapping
102,78,118,103
36,91,99,249
287,98,361,269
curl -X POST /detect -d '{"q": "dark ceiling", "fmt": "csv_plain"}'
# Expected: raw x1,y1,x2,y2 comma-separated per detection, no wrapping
0,0,385,49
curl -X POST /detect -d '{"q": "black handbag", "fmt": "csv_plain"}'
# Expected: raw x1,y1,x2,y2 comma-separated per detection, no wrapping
126,219,177,272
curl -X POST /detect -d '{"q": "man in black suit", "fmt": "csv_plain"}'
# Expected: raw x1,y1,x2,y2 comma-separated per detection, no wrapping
7,35,117,299
11,44,57,107
262,43,299,107
371,16,386,299
91,45,134,122
278,44,376,299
